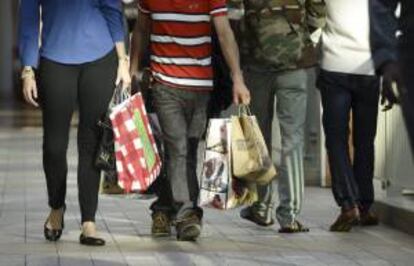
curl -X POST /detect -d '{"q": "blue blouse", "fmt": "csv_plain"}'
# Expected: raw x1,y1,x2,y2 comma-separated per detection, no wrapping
19,0,125,67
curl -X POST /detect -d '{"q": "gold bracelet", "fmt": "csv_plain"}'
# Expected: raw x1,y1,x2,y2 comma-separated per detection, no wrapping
118,56,129,63
21,68,35,80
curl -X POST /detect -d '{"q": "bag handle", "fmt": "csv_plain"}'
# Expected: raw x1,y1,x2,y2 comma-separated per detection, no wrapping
238,104,266,166
238,104,252,117
110,82,131,108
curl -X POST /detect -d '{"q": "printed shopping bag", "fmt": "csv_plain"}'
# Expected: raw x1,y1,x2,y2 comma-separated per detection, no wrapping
95,85,130,171
199,118,257,210
97,85,130,194
231,106,277,185
110,92,162,193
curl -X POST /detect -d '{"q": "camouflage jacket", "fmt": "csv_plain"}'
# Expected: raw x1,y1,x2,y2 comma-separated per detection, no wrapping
228,0,326,72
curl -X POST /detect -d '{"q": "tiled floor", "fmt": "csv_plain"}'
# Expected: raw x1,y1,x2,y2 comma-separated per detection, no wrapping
1,127,414,266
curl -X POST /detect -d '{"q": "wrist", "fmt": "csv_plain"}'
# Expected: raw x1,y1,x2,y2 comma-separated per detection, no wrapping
118,55,129,64
232,71,244,83
21,67,35,80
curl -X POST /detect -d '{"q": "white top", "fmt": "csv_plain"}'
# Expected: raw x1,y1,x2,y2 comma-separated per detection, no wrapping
320,0,375,75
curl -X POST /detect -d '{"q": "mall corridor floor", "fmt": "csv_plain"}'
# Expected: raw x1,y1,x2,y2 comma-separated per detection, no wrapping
1,110,414,266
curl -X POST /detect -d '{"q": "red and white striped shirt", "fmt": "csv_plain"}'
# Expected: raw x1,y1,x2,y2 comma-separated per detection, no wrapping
138,0,228,91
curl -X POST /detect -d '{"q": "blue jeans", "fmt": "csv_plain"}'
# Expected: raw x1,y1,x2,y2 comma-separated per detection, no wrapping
318,70,380,211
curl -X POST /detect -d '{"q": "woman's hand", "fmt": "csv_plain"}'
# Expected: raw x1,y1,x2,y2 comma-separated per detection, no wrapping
22,67,39,107
116,57,132,91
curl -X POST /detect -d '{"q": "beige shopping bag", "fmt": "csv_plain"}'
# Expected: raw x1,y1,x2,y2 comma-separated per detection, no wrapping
231,106,277,185
199,118,257,210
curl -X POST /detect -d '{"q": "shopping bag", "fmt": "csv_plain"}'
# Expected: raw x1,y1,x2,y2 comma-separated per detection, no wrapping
96,85,130,195
100,169,125,195
144,112,168,195
199,118,257,210
231,106,277,185
100,112,163,196
95,85,130,171
110,92,162,193
95,116,116,171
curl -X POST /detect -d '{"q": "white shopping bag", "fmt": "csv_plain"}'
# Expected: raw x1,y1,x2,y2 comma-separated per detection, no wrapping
199,118,257,210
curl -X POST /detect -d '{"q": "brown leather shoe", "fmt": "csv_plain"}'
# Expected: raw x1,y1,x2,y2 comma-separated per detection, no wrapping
360,211,379,226
330,206,360,232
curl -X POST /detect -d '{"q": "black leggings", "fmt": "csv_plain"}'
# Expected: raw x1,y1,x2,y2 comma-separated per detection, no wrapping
38,50,117,223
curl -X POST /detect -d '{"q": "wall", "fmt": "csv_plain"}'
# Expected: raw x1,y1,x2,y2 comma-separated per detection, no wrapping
375,105,414,196
0,0,14,103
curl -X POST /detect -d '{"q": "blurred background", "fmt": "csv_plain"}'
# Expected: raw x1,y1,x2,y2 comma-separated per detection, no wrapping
0,0,413,234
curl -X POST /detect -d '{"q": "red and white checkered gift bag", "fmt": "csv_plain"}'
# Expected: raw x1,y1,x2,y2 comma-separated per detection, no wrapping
109,92,162,193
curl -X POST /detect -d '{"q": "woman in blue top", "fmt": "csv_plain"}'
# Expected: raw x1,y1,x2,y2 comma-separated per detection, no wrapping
19,0,131,246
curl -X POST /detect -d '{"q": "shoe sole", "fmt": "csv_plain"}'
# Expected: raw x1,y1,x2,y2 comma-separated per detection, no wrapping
330,218,360,232
177,224,201,241
330,225,353,232
279,227,310,233
240,213,274,227
359,221,379,226
44,230,62,242
359,217,379,226
152,231,172,238
79,234,106,246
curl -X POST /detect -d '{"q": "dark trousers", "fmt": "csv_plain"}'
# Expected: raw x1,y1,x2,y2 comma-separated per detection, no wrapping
38,50,117,222
402,82,414,153
318,70,380,211
150,82,209,220
401,47,414,153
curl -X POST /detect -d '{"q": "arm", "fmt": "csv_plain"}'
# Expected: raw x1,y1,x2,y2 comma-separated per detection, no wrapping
369,0,399,72
19,0,40,107
369,0,401,111
115,41,131,89
129,9,151,78
100,0,131,88
19,0,40,68
100,0,125,44
213,16,250,105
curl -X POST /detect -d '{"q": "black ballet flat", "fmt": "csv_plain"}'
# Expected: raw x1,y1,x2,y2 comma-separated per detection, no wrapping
79,234,106,246
44,206,66,242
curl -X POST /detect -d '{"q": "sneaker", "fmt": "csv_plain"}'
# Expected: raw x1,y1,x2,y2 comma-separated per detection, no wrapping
330,206,360,232
360,211,379,226
176,212,201,241
240,205,274,227
151,211,171,237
